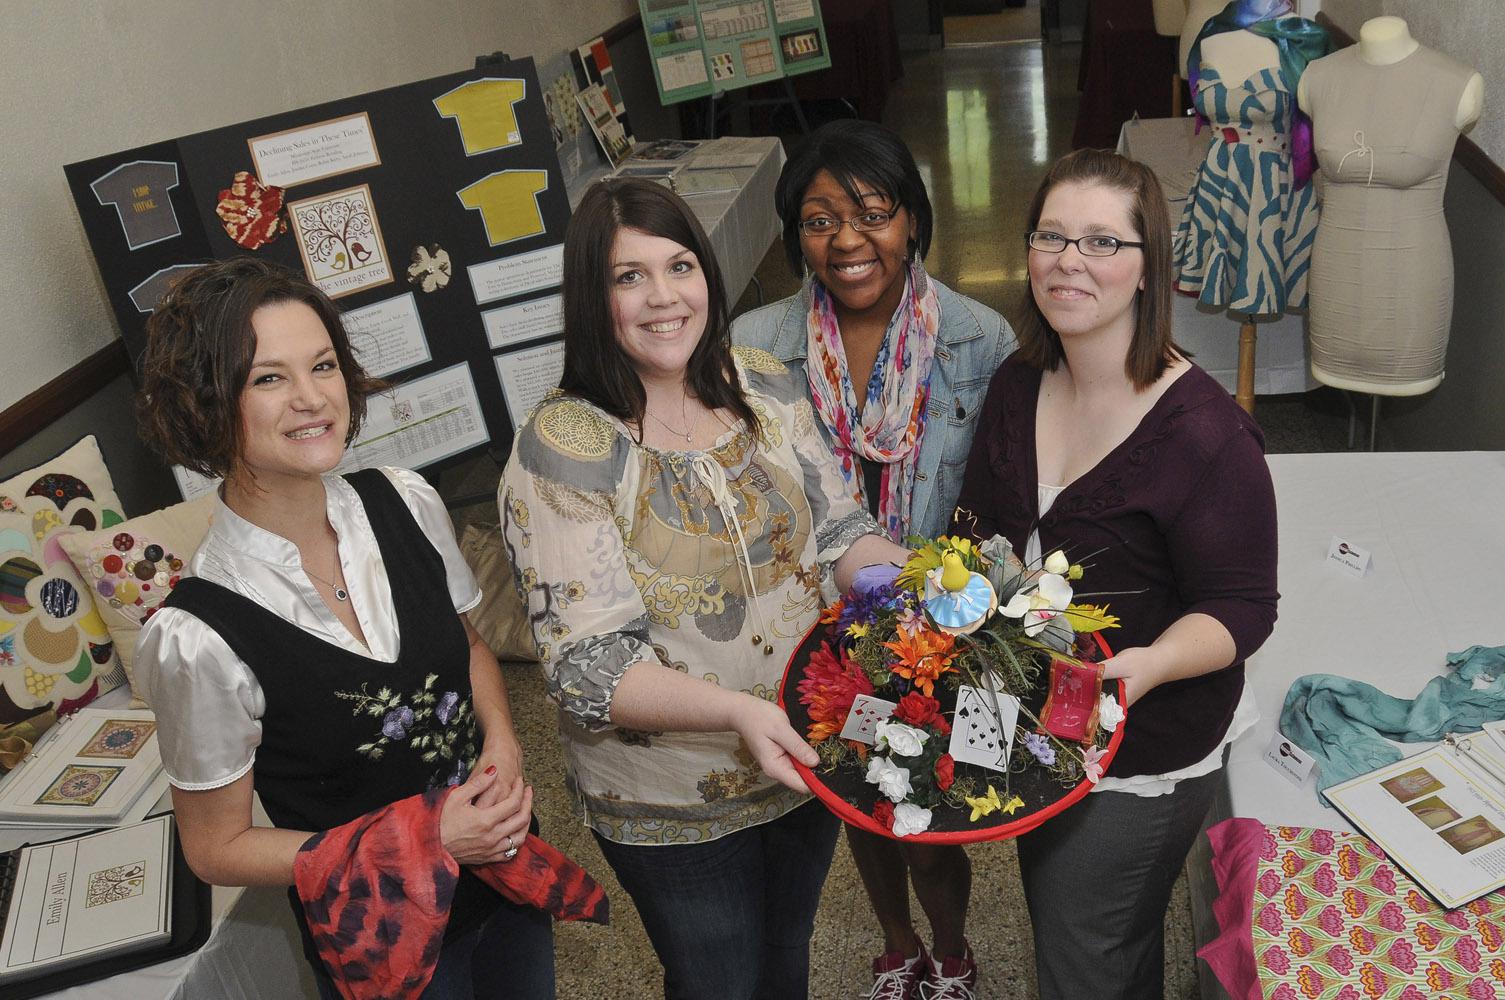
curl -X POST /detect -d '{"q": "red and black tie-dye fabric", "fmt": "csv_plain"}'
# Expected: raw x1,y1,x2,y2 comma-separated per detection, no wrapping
293,787,608,1000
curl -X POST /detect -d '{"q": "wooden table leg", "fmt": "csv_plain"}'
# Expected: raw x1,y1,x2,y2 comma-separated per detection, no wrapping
1236,320,1257,415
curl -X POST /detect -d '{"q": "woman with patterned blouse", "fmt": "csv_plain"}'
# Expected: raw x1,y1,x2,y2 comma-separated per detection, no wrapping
500,178,909,999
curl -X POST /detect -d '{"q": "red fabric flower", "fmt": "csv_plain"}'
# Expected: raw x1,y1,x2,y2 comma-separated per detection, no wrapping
892,692,942,728
797,641,874,743
935,753,955,791
872,799,895,830
216,171,287,249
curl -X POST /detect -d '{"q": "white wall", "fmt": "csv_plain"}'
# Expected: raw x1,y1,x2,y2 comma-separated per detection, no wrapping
1315,0,1503,164
0,0,635,413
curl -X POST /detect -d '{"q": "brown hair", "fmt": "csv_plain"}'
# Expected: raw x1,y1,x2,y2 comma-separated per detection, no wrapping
557,177,759,442
135,258,388,479
1015,148,1182,389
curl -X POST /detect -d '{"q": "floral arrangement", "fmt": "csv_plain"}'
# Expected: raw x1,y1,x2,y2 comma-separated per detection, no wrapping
790,534,1127,839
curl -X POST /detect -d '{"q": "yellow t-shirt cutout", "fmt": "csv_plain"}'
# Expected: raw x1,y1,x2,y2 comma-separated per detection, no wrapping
433,78,527,155
457,171,550,246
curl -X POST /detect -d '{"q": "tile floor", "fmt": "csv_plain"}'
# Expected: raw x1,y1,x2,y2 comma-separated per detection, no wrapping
449,35,1357,1000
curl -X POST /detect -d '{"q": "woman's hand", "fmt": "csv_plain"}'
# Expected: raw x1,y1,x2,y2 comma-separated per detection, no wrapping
848,562,902,599
471,730,525,808
1100,646,1165,708
729,694,818,793
439,765,535,866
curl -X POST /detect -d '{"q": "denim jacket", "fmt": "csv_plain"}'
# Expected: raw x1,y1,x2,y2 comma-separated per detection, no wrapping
730,277,1015,538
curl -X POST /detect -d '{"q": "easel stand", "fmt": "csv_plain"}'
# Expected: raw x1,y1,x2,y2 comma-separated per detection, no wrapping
705,77,811,138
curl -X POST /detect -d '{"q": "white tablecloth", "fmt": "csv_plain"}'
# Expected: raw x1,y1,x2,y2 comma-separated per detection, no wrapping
1118,117,1316,396
565,136,786,307
1227,451,1505,829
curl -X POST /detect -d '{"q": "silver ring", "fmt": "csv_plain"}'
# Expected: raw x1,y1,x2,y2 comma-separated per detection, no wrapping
502,835,518,861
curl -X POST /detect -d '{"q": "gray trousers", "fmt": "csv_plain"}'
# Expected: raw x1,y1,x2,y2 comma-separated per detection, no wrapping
1016,765,1222,1000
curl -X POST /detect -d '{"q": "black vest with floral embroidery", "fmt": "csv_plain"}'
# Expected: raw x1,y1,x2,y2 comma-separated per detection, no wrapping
165,470,494,958
163,469,479,832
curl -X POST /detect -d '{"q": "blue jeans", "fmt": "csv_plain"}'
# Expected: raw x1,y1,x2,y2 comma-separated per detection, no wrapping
593,799,840,1000
311,893,555,1000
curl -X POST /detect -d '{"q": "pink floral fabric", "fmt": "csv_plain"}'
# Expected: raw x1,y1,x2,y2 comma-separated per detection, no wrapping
1205,818,1505,999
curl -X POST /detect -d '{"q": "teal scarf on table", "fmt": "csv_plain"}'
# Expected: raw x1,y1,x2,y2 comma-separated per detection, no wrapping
1279,644,1505,802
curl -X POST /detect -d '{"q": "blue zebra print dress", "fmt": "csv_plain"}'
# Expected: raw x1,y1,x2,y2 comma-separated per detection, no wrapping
1172,65,1318,317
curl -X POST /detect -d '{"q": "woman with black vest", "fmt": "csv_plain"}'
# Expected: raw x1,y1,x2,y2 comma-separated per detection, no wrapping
133,258,555,999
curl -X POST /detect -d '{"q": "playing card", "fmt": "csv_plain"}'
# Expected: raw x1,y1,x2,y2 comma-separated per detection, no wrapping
839,695,898,745
948,681,1019,772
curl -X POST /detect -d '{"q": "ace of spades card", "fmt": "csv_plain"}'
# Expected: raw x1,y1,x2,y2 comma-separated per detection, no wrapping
948,681,1020,772
839,695,898,745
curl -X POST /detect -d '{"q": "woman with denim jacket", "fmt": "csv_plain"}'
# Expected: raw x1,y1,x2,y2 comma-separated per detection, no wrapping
731,120,1014,1000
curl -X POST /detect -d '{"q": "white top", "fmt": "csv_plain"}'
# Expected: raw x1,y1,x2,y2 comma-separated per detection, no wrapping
1030,482,1259,797
134,468,480,791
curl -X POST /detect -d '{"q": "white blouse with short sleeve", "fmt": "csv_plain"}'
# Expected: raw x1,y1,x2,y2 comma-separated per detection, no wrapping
134,467,480,791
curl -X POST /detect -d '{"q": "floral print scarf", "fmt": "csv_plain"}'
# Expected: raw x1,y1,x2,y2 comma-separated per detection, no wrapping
805,260,941,541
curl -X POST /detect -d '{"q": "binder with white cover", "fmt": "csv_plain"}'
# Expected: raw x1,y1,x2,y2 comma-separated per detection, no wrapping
0,709,167,827
1325,726,1505,908
0,815,172,984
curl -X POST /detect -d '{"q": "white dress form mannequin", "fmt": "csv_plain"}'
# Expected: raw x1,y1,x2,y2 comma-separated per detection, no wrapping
1176,13,1317,411
1298,17,1484,399
1179,0,1227,77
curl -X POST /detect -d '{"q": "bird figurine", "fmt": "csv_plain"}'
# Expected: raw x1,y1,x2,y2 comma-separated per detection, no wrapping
924,550,998,635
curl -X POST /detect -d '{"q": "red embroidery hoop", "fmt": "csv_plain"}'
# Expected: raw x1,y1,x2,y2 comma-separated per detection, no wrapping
778,624,1125,843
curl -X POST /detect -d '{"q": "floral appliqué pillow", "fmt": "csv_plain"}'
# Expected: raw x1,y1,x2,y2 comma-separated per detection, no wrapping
1206,818,1505,999
0,436,127,730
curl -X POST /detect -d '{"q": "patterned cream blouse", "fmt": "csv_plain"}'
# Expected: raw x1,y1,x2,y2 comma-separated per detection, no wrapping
500,348,877,845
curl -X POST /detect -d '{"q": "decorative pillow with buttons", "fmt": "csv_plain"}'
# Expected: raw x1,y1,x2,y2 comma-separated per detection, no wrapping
58,494,216,707
0,436,128,749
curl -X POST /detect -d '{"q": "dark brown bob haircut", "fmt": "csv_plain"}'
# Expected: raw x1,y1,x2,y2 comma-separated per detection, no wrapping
1016,148,1184,389
557,177,759,442
136,257,387,479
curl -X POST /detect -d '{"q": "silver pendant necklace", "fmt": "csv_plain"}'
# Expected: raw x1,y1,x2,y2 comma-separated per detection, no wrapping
303,556,348,602
646,391,694,444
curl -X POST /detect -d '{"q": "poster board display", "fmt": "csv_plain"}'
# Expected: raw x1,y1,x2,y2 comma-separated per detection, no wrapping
640,0,830,105
64,59,572,489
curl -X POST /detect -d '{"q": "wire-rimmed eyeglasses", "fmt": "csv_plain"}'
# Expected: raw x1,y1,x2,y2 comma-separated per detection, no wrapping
798,210,899,238
1026,231,1144,257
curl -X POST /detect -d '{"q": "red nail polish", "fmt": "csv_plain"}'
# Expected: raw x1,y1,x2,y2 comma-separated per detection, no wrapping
485,765,497,775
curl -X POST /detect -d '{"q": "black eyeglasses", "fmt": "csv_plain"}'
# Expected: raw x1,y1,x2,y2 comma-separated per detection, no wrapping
798,210,899,237
1026,231,1144,257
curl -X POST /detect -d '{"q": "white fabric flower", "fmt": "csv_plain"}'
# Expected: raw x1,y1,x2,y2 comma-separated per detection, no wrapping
865,755,914,802
1044,550,1070,576
1099,692,1124,732
891,802,934,837
875,720,929,757
998,572,1074,637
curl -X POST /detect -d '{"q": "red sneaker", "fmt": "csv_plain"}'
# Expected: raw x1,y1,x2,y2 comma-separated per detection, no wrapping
865,941,932,1000
919,943,977,1000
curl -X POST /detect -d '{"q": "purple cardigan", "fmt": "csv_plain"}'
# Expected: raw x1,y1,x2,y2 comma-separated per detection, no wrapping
951,357,1278,778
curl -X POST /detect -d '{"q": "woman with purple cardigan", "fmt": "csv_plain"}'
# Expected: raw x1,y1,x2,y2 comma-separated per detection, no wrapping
950,149,1278,1000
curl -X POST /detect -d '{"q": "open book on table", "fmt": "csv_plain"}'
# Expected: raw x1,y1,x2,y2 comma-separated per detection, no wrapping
1325,720,1505,909
0,708,167,827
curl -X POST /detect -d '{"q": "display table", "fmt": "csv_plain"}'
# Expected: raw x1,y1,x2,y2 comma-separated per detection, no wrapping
1228,451,1505,828
1118,117,1316,397
0,793,316,1000
565,136,786,308
1189,451,1505,998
